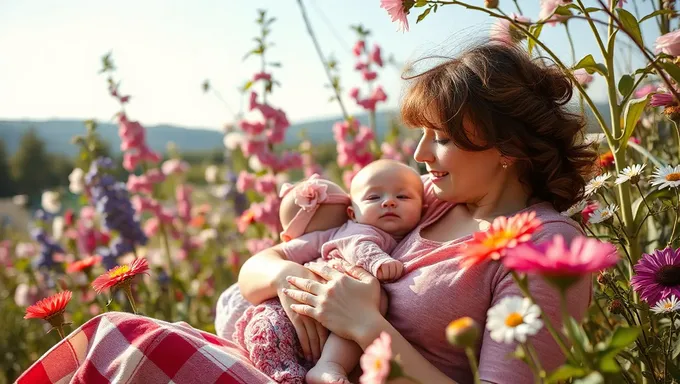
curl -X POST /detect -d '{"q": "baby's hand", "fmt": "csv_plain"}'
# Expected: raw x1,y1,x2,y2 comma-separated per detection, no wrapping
376,259,404,282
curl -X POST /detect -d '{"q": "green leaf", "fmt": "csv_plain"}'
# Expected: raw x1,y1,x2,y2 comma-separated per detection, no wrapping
573,54,608,76
414,0,428,7
673,331,680,358
615,8,642,45
527,24,544,56
621,94,651,144
618,74,634,97
609,326,641,349
670,361,680,380
554,4,576,16
546,365,587,383
639,9,674,23
416,7,431,24
660,61,680,85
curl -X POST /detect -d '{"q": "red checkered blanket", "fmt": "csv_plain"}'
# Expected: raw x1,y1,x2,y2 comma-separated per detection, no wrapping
17,312,274,383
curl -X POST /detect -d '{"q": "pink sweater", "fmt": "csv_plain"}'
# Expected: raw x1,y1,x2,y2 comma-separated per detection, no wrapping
280,221,398,277
383,178,590,383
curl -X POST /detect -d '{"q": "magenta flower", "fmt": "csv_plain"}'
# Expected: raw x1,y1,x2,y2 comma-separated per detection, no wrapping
504,235,619,289
656,30,680,56
371,45,383,67
539,0,570,26
631,247,680,305
635,83,658,99
380,0,410,32
573,69,594,87
650,91,677,107
359,332,392,384
161,159,189,176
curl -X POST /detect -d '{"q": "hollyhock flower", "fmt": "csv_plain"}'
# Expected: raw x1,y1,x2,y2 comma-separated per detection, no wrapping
362,71,378,81
24,290,72,335
241,139,267,157
224,131,244,150
380,0,411,32
249,155,265,172
67,255,102,273
349,87,360,99
380,142,404,161
41,191,61,214
650,164,680,190
631,247,680,305
359,332,392,384
539,0,570,26
655,30,680,56
372,86,388,102
371,45,383,67
635,83,658,98
176,185,192,222
69,168,86,194
143,217,160,237
486,296,543,344
255,174,278,195
651,295,680,314
504,235,618,290
490,13,531,45
343,165,362,189
353,40,365,57
240,120,267,135
161,159,189,175
92,258,150,294
446,317,481,348
615,164,646,185
237,171,257,193
574,69,594,87
589,204,618,224
598,151,614,168
252,72,271,82
460,211,542,268
584,173,612,196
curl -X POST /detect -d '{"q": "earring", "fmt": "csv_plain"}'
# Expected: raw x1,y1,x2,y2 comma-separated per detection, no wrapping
501,162,508,169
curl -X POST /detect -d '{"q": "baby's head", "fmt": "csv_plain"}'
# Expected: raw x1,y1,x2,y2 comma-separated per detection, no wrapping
348,159,424,238
279,174,350,242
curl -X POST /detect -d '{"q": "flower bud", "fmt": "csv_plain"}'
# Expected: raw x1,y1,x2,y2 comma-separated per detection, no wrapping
446,317,480,348
485,0,499,8
609,299,624,315
596,271,611,286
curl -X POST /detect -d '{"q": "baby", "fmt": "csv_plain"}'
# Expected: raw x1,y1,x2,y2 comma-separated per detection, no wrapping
233,159,424,384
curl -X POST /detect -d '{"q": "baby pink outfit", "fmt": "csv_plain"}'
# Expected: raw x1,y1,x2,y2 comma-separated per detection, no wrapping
233,222,398,384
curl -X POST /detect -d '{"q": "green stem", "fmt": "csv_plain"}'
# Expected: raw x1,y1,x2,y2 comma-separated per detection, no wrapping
668,188,680,247
666,314,676,381
628,142,664,168
526,341,545,383
564,24,576,66
464,347,481,384
559,292,590,367
55,325,65,340
511,271,574,361
123,284,139,315
520,343,541,384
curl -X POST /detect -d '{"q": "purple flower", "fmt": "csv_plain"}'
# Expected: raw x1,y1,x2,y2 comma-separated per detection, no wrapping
30,228,64,270
631,247,680,305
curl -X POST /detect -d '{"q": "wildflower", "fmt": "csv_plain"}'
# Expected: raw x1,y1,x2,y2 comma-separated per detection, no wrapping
538,0,571,26
67,255,102,273
588,204,618,224
655,29,680,56
371,44,383,67
380,0,411,32
631,247,680,305
24,291,72,336
223,132,244,150
584,173,612,197
561,200,587,220
504,235,618,290
486,296,543,344
360,332,392,384
31,228,64,270
490,14,532,45
573,69,594,87
161,159,189,176
609,299,625,315
651,295,680,314
460,211,542,268
446,317,481,348
598,151,614,168
581,201,599,222
69,168,86,194
615,164,646,185
92,258,150,294
650,165,680,190
41,191,61,214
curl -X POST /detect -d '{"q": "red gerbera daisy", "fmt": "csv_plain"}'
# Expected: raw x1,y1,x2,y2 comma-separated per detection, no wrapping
460,211,542,268
24,290,72,338
67,255,102,273
92,258,149,294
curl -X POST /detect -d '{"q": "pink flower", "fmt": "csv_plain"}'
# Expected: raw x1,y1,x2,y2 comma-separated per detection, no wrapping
240,120,266,135
656,30,680,56
371,45,383,67
631,247,680,305
246,238,275,255
255,174,278,195
581,201,598,222
253,72,271,82
635,83,658,98
295,179,328,211
357,98,378,111
362,71,378,82
240,139,267,157
353,40,365,57
249,91,258,110
144,217,160,237
359,332,392,384
650,91,677,107
380,142,403,161
343,165,362,189
504,235,619,288
573,69,594,87
176,185,192,222
355,62,368,71
401,138,417,157
372,86,388,102
539,0,570,26
490,13,531,44
161,159,189,175
349,87,360,100
380,0,410,32
237,171,257,193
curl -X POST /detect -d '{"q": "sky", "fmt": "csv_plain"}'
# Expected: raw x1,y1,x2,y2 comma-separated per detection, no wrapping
0,0,664,131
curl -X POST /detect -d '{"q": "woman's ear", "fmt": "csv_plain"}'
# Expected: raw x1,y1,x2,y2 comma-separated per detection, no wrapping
346,206,356,221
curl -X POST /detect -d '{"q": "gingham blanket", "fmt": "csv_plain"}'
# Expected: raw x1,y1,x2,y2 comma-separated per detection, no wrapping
16,312,274,383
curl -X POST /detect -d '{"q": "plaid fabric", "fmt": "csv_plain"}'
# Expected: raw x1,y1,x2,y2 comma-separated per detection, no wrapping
17,312,275,384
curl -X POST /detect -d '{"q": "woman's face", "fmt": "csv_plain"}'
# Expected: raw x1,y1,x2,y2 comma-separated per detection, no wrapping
414,120,504,204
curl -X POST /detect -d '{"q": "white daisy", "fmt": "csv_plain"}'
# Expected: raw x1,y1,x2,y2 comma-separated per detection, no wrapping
585,173,612,197
561,200,587,218
68,168,86,194
589,204,619,224
486,296,543,344
41,191,61,214
52,216,65,241
651,295,680,314
650,165,680,190
615,164,646,185
204,165,220,184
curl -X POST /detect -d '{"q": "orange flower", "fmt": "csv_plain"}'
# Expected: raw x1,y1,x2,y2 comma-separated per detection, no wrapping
24,291,72,337
67,255,102,273
237,209,256,233
189,215,206,229
460,211,542,268
92,258,149,294
598,151,614,168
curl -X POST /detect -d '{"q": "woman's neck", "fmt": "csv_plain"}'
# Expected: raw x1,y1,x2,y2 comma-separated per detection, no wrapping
464,173,532,221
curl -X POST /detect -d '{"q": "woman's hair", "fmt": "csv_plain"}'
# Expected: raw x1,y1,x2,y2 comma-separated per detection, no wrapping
401,42,597,212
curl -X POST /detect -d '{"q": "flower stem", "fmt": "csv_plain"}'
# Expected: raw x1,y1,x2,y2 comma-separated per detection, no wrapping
668,188,680,247
123,284,138,315
464,347,481,384
55,325,65,340
511,0,522,14
559,292,590,367
521,343,542,384
510,271,574,361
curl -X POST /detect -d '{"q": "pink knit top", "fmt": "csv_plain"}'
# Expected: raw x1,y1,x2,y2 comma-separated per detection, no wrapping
383,178,590,383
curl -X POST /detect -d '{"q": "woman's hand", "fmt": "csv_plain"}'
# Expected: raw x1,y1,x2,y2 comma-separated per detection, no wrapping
282,261,383,342
274,264,329,362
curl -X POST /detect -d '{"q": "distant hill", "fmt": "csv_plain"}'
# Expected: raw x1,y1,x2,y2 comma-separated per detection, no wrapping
0,103,609,156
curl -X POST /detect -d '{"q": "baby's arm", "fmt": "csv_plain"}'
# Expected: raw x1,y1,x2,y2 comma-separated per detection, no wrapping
326,238,403,282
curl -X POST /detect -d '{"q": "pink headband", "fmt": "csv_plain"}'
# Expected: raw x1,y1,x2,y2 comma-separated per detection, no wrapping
279,174,350,242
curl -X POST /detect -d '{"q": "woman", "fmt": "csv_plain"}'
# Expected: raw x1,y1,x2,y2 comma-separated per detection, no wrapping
237,42,597,383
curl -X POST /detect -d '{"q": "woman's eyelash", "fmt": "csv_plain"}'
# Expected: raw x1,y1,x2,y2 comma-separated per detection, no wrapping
434,138,450,144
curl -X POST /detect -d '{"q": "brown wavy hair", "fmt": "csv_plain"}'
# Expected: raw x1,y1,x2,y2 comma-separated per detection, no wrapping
400,42,597,212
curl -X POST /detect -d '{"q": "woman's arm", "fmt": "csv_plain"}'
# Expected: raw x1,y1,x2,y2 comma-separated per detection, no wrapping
283,262,457,384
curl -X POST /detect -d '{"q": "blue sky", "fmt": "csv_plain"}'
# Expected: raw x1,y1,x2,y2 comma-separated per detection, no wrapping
0,0,662,130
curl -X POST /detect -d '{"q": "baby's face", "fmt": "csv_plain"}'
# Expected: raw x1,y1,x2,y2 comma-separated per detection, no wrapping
348,165,423,237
